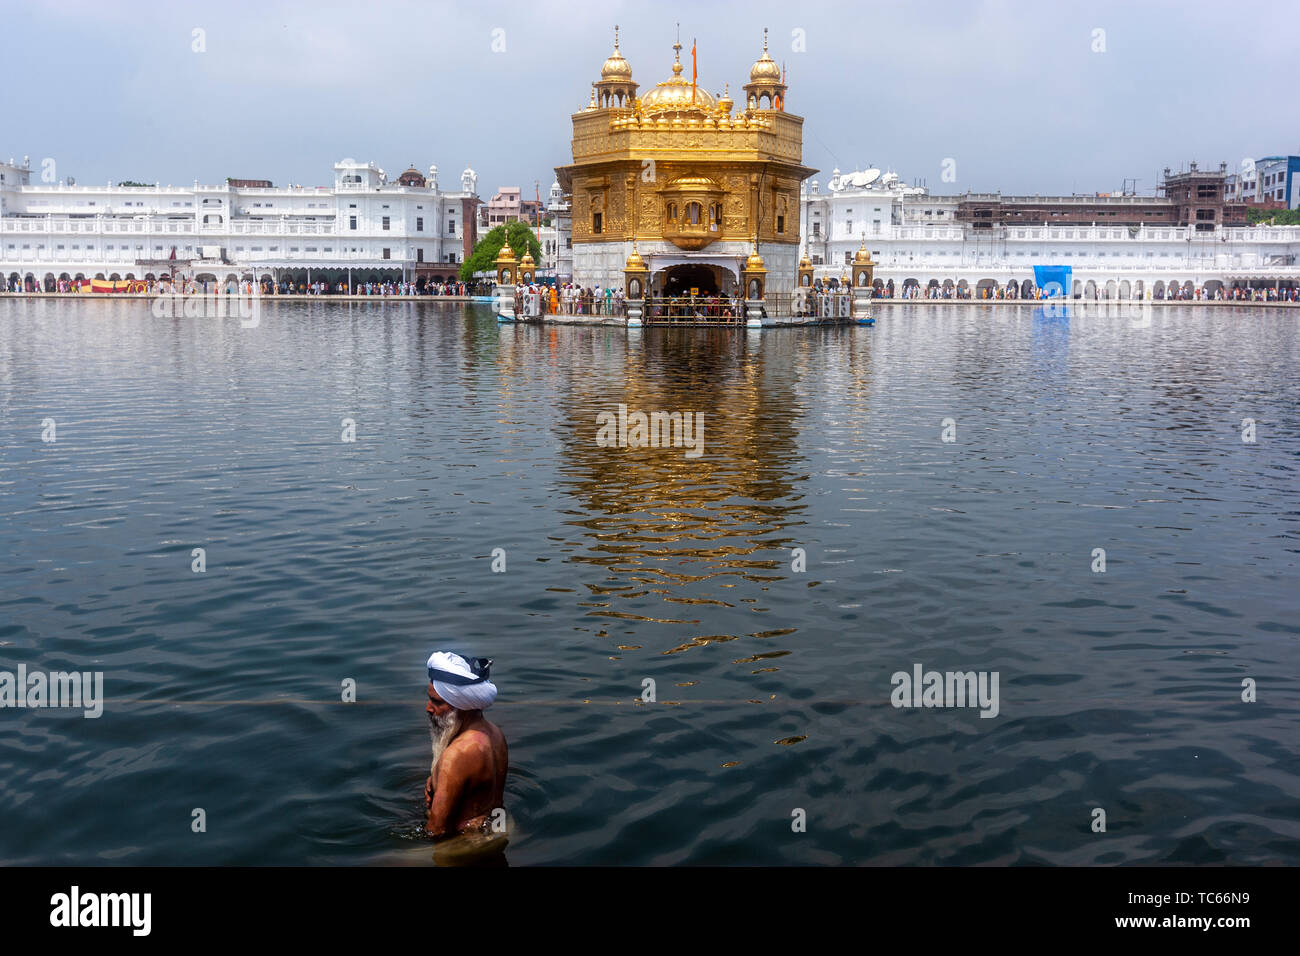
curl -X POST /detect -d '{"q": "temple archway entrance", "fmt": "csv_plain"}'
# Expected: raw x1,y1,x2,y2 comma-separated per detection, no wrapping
655,263,729,297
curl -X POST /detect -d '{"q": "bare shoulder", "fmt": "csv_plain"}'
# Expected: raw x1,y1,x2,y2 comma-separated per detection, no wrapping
446,720,506,769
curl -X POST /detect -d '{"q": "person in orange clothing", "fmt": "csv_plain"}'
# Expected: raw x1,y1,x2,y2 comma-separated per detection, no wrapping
549,285,558,315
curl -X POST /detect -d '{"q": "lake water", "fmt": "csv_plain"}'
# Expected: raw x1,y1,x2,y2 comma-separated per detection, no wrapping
1,297,1297,865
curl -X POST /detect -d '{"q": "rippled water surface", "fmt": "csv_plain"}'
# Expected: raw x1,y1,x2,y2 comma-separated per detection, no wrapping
1,298,1297,865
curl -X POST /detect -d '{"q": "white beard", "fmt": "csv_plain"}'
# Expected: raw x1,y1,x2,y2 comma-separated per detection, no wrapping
428,710,462,790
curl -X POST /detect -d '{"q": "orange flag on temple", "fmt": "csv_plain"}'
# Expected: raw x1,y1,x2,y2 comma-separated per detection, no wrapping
691,39,697,102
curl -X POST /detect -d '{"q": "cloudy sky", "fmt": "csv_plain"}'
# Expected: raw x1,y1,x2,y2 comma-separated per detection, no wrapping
3,0,1296,199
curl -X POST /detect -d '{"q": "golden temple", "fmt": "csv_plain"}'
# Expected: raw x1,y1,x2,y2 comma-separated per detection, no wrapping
554,27,817,298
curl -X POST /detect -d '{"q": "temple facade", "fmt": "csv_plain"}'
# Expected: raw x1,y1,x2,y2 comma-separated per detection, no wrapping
554,29,816,296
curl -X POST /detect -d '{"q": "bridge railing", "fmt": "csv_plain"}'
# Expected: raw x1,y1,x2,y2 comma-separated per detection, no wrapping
643,296,745,322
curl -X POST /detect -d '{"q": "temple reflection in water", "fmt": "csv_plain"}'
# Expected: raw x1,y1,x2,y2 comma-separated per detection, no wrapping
488,322,875,658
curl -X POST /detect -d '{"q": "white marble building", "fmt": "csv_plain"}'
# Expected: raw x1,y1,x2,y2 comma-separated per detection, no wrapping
800,167,1300,298
1,154,480,290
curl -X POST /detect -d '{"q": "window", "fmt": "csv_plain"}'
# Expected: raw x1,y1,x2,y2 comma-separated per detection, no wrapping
382,216,390,230
416,217,423,231
666,202,677,222
776,214,785,234
592,212,602,234
812,222,820,237
382,248,390,259
417,249,424,262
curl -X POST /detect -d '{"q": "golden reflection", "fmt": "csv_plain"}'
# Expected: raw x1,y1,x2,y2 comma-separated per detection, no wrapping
551,329,815,660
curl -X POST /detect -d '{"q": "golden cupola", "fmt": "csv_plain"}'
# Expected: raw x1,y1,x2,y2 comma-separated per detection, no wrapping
743,28,786,111
638,40,716,117
717,83,734,116
595,26,637,108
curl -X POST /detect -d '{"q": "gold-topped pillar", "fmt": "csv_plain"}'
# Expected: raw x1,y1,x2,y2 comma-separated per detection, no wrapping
741,243,767,328
623,243,649,327
493,241,517,321
851,237,875,322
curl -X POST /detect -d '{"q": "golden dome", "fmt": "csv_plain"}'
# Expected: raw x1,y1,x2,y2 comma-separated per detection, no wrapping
601,27,633,80
639,42,716,115
519,251,536,268
717,83,733,114
853,239,874,264
625,245,646,270
745,249,766,271
495,241,516,262
665,174,721,191
799,250,812,269
749,30,782,83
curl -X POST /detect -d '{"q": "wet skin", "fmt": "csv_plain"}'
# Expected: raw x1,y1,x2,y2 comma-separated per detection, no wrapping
424,683,509,838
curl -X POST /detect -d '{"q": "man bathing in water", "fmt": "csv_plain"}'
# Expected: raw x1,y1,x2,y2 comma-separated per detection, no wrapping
424,651,509,839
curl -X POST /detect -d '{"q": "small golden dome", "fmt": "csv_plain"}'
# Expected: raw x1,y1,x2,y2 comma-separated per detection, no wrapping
625,246,646,270
750,30,782,83
601,27,633,80
665,174,721,191
718,83,733,113
519,251,536,268
495,241,516,262
745,249,766,271
853,239,874,264
799,250,812,268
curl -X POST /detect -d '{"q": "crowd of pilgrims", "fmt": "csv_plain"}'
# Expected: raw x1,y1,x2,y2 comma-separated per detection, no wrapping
876,282,1300,302
515,283,756,321
1,276,489,296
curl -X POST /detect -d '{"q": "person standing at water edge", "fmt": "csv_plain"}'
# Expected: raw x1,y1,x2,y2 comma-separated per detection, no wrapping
424,652,508,838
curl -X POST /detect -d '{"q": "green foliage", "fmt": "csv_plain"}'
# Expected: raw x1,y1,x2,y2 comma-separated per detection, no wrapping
460,221,543,281
1247,206,1300,225
119,181,150,187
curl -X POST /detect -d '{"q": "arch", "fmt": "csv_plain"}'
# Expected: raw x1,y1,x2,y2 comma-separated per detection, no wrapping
1020,278,1034,298
956,278,969,297
1133,279,1144,299
1071,278,1082,298
1153,280,1165,299
109,272,121,281
1203,279,1224,298
1084,279,1098,299
1118,279,1131,300
1104,279,1117,299
976,278,996,298
1181,280,1193,297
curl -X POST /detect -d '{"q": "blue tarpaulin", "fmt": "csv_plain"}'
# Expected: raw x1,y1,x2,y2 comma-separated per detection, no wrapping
1033,265,1072,297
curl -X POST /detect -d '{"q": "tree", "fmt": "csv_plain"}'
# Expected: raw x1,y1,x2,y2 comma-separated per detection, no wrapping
460,221,542,281
1247,206,1300,226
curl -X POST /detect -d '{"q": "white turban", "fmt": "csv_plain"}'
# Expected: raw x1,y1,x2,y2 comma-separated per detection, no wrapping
426,651,497,711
